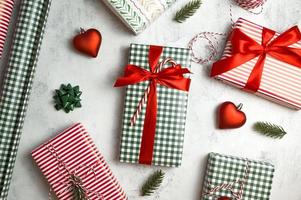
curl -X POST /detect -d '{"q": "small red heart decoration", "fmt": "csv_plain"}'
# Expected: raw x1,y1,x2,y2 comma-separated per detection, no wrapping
218,196,232,200
73,28,102,58
218,101,247,129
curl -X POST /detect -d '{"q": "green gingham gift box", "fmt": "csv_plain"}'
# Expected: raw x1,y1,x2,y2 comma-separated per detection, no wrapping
102,0,176,34
201,153,275,200
116,44,191,167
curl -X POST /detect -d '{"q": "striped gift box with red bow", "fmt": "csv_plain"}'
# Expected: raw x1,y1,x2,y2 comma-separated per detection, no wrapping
211,18,301,109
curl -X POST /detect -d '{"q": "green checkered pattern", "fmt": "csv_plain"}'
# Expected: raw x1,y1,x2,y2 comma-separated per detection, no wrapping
0,0,51,198
202,153,275,200
119,44,191,167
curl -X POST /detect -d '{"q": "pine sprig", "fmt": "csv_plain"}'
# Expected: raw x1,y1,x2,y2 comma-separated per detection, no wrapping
70,175,87,200
174,0,202,23
141,170,165,196
253,122,287,139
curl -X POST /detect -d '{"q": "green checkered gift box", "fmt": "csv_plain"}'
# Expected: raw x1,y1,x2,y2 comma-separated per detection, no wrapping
114,44,191,167
201,153,275,200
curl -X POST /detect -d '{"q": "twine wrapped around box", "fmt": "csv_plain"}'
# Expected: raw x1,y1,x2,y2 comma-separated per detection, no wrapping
32,123,128,200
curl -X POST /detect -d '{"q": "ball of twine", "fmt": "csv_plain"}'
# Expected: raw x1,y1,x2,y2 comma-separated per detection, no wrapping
189,0,268,64
234,0,267,10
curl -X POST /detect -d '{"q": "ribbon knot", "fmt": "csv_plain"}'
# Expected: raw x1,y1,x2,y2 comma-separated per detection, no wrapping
114,45,191,165
211,26,301,92
149,72,159,80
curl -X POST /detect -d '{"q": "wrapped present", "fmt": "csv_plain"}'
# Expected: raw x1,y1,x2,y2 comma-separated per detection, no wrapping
114,44,191,167
0,0,51,198
32,123,127,200
102,0,175,34
0,0,14,57
201,153,275,200
211,18,301,109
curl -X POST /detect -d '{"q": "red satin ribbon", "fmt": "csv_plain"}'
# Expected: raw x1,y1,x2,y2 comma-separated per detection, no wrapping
211,26,301,92
114,45,191,165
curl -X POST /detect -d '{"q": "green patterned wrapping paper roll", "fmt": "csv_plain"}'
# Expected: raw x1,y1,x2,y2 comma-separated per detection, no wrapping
0,0,51,198
201,153,275,200
119,44,191,167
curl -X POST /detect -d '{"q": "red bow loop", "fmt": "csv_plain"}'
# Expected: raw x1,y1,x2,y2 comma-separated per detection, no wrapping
114,64,191,90
114,65,152,86
211,25,301,92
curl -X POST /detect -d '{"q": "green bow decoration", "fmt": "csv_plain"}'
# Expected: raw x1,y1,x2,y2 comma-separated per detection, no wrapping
53,84,82,113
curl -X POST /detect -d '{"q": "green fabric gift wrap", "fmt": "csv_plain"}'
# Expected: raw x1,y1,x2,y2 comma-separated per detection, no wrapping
0,0,51,198
201,153,275,200
116,44,191,167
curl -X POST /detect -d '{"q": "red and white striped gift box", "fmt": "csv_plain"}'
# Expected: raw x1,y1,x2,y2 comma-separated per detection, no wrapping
32,123,127,200
214,18,301,109
0,0,14,57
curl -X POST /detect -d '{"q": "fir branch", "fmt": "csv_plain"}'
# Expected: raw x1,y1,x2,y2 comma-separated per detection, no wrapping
253,122,287,139
141,170,165,196
70,175,87,200
174,0,202,23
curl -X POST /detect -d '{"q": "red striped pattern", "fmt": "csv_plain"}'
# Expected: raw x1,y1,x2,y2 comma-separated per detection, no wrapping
216,18,301,109
0,0,14,57
32,123,128,200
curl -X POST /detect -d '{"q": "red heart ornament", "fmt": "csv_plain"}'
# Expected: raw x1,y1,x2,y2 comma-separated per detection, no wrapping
73,28,102,58
218,101,246,129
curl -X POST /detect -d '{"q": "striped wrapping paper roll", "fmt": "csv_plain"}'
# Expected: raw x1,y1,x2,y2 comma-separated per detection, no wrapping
0,0,14,57
0,0,51,198
32,123,128,200
214,18,301,109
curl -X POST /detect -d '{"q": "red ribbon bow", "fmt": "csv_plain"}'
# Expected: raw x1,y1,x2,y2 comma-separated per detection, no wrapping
211,26,301,92
114,45,191,165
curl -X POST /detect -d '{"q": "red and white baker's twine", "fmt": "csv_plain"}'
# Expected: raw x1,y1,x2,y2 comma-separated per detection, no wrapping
202,160,250,200
130,57,177,126
235,0,267,11
189,0,267,64
47,144,104,200
188,32,227,64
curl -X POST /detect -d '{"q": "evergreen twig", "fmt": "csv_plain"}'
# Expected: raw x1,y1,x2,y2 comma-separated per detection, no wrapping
141,170,165,196
253,122,287,139
70,175,87,200
174,0,202,23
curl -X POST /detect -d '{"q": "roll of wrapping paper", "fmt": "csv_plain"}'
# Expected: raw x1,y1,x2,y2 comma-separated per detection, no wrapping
0,0,14,57
0,0,51,198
